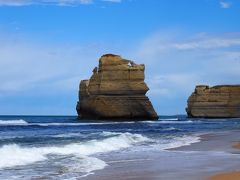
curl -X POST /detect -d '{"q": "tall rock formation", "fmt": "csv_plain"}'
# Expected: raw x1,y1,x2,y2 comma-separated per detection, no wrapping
76,54,158,120
186,85,240,118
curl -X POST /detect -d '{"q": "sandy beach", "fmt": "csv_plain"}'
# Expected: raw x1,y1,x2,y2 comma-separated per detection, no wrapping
209,171,240,180
83,130,240,180
233,142,240,150
208,141,240,180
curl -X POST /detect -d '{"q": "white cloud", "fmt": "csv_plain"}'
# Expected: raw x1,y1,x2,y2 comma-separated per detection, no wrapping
0,0,31,6
0,0,93,6
133,31,240,113
173,38,240,50
1,30,240,115
136,33,240,56
220,1,231,8
0,0,125,6
0,35,113,95
0,32,125,115
146,73,200,97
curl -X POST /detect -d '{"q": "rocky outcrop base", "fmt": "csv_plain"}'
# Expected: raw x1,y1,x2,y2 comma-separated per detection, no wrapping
77,95,157,120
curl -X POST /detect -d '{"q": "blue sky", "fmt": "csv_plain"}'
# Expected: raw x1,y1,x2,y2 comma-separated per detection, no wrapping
0,0,240,115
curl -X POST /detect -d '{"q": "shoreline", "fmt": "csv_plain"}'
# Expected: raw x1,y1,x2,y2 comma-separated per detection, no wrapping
233,142,240,150
209,142,240,180
209,171,240,180
83,130,240,180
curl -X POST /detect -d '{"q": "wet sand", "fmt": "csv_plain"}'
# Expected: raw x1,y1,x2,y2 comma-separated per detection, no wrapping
83,130,240,180
233,142,240,150
209,141,240,180
209,171,240,180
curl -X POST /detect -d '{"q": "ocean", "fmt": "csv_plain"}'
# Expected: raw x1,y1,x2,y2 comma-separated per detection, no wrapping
0,115,240,180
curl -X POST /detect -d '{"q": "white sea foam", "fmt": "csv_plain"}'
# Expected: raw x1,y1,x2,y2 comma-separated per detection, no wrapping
157,120,193,124
153,135,201,150
51,131,125,138
0,119,192,126
0,132,148,170
159,118,178,121
0,119,28,125
101,131,123,136
143,120,193,124
162,127,180,131
36,121,135,126
34,123,86,126
64,156,107,177
52,133,83,138
0,121,137,126
0,144,47,168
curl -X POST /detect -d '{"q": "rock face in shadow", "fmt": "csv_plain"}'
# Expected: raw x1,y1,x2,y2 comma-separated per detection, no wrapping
76,54,158,120
186,85,240,118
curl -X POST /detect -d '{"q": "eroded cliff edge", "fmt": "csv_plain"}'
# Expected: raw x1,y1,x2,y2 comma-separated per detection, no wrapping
186,85,240,118
76,54,158,120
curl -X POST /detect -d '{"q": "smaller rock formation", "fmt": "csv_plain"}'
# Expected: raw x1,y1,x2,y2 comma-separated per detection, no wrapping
186,85,240,118
76,54,158,120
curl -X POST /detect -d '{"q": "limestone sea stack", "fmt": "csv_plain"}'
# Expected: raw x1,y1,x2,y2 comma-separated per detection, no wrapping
186,85,240,118
76,54,158,120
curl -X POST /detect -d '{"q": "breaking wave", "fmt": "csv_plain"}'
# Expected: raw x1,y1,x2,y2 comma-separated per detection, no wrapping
0,132,149,172
0,120,136,126
0,119,28,125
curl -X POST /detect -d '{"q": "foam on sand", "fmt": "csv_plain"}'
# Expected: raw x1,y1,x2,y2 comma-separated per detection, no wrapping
153,135,201,150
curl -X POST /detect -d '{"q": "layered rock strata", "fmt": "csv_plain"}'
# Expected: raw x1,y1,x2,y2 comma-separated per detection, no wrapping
76,54,158,120
186,85,240,118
